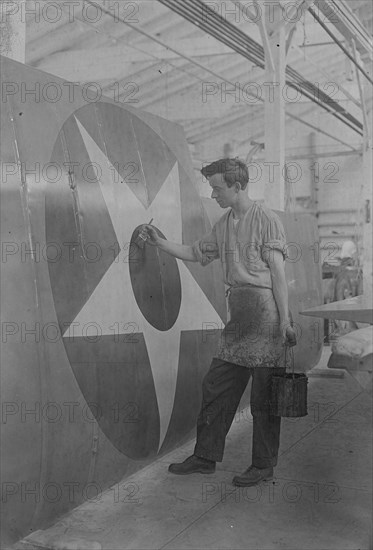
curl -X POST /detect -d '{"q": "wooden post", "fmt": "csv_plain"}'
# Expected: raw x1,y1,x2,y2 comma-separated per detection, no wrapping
361,105,372,306
362,149,372,306
358,50,372,306
309,131,319,216
0,0,26,62
262,1,286,211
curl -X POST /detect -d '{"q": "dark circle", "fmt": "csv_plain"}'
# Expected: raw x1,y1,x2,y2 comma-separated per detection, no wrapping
129,225,182,331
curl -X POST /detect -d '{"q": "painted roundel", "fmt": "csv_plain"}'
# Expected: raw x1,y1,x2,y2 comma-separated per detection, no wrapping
45,102,225,459
129,226,182,331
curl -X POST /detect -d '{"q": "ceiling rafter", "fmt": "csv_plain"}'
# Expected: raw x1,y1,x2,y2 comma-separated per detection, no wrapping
185,95,359,150
309,5,373,83
157,0,363,135
135,58,252,107
24,0,372,152
137,52,352,115
75,0,363,148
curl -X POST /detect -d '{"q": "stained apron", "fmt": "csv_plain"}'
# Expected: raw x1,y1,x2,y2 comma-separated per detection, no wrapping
216,285,286,368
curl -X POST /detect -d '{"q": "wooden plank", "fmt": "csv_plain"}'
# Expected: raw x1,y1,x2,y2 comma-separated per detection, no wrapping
351,38,370,151
0,0,25,62
315,0,373,61
35,39,235,82
301,295,373,324
263,2,286,210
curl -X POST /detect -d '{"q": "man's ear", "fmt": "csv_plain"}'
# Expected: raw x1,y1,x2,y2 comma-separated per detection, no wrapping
235,181,241,192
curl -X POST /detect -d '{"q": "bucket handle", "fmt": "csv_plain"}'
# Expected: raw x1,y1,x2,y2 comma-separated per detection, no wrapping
284,345,295,378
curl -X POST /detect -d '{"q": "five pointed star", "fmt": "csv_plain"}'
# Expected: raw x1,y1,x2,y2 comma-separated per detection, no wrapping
65,117,224,451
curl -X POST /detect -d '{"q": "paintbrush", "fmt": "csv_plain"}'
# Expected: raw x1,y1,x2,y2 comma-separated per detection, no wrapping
135,218,153,248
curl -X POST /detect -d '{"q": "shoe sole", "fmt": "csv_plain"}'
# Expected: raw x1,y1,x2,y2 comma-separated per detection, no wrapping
168,468,216,475
232,475,273,487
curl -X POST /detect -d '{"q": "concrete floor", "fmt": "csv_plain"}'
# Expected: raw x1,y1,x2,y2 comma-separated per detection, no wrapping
17,348,372,550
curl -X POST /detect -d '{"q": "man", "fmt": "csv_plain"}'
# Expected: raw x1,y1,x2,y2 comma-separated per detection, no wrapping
141,158,296,486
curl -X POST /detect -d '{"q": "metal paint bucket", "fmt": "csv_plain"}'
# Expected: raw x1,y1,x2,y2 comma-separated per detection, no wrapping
270,347,308,417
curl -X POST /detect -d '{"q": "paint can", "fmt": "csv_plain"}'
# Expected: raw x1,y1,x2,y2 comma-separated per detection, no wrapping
270,347,308,417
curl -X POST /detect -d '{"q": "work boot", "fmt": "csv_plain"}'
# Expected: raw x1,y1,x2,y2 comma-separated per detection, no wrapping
232,465,273,487
168,455,216,475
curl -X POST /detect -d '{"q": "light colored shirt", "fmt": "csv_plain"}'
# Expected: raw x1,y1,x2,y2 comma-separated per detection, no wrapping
192,202,287,289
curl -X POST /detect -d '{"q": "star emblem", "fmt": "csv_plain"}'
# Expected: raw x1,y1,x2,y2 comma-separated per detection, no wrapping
64,118,224,451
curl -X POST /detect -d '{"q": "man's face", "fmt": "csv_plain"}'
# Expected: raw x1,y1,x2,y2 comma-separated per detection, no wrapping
208,173,237,208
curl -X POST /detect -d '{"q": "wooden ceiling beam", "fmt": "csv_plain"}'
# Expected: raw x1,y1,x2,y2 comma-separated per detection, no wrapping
315,0,373,61
33,36,236,77
138,58,252,107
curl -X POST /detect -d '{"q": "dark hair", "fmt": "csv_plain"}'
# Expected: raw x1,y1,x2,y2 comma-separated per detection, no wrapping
201,158,249,190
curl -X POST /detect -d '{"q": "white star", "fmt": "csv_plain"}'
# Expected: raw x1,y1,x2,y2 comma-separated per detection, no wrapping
65,117,224,451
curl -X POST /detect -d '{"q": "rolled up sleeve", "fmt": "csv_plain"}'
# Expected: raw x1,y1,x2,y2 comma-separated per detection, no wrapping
261,212,287,262
192,225,220,266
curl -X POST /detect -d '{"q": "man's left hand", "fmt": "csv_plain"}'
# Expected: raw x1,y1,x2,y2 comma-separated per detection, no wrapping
280,322,297,347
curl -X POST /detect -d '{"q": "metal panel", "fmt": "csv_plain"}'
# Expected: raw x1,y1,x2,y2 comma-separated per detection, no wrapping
0,55,224,545
1,55,322,545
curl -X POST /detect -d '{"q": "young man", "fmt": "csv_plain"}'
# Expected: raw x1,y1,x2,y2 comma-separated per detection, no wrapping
141,158,297,486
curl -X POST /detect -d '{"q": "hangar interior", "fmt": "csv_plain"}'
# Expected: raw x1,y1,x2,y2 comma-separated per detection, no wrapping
23,0,373,258
1,1,372,549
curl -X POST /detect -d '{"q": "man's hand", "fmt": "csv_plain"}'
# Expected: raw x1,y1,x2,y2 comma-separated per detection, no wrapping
138,225,162,246
280,321,297,347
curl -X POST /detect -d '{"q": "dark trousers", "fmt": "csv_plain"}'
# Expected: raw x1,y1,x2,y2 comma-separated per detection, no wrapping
194,358,285,468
